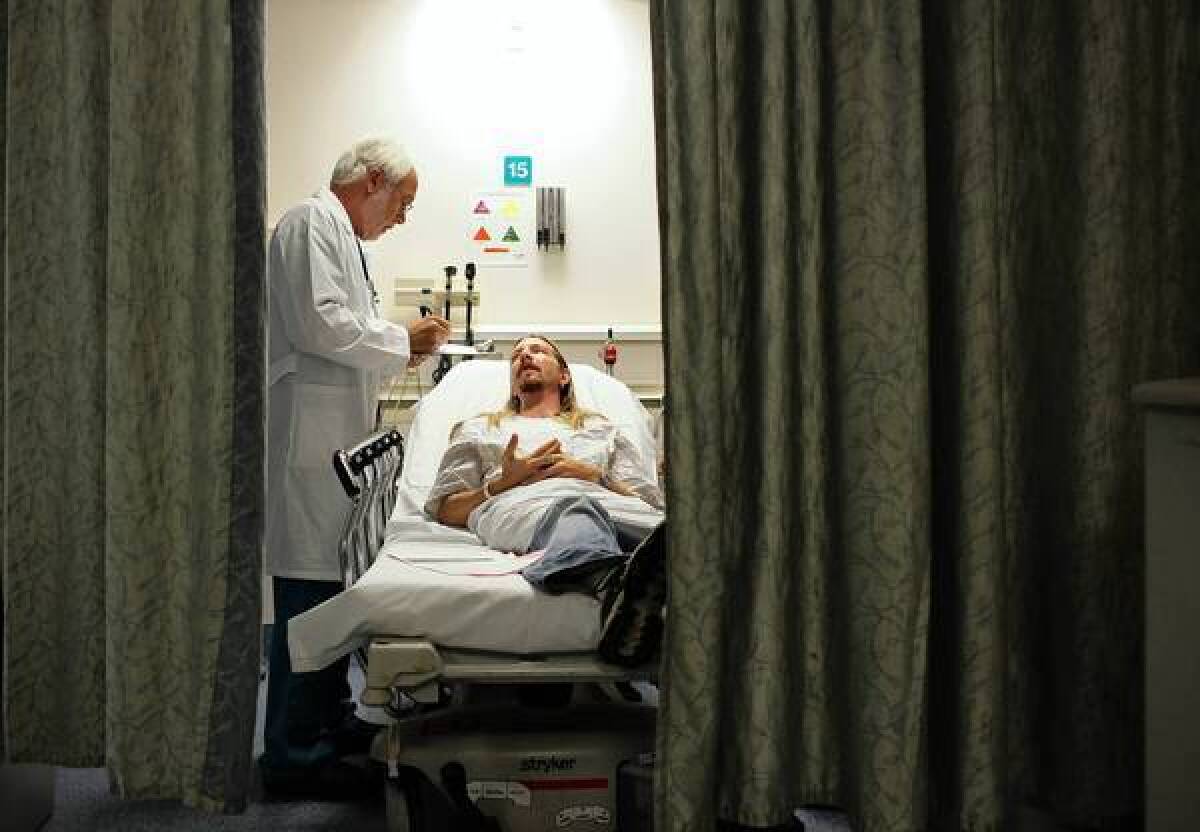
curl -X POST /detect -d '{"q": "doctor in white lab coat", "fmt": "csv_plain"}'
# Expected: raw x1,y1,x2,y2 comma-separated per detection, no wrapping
262,137,449,798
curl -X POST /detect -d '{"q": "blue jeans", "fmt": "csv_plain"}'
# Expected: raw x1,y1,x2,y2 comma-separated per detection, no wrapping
261,577,353,771
520,496,641,593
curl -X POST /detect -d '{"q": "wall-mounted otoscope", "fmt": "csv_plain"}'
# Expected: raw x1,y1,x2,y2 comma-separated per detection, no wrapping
432,265,457,384
442,265,456,320
464,262,476,351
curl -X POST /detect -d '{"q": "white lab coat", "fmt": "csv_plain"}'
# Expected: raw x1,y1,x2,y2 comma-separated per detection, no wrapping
267,188,410,580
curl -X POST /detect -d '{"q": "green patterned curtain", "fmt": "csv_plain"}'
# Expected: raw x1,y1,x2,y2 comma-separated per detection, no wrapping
650,2,1200,830
1,0,265,811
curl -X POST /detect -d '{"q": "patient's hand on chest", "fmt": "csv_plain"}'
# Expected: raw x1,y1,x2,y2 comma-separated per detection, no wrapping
496,434,563,489
521,450,604,487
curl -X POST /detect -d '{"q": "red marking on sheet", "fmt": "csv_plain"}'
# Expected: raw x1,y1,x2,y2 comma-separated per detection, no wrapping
519,778,609,791
482,246,510,253
473,226,492,241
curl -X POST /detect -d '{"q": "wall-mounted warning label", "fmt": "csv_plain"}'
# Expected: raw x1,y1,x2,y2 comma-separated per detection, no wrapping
467,189,531,268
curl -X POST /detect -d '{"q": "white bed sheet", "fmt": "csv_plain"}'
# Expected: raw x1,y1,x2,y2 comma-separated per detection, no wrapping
287,535,602,673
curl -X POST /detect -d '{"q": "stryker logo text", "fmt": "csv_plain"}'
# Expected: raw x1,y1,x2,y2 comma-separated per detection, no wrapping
520,755,578,774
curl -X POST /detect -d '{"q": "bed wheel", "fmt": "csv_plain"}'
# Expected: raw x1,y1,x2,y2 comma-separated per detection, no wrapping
384,777,416,832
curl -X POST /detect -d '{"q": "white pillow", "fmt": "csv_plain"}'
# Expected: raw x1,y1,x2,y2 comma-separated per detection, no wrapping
395,359,656,518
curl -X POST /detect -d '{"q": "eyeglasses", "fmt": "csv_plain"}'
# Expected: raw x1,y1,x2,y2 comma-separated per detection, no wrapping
391,199,413,224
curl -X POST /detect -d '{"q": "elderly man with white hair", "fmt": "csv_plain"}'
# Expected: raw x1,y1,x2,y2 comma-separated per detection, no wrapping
262,137,449,799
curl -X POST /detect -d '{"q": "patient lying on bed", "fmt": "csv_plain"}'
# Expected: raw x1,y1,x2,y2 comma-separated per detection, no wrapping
423,334,667,666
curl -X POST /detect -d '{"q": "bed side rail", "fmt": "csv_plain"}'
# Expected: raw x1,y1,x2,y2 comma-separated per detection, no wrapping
332,428,405,589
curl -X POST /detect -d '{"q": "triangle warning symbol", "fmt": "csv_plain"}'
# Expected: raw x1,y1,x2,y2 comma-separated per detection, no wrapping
473,200,490,214
502,226,520,242
473,227,492,241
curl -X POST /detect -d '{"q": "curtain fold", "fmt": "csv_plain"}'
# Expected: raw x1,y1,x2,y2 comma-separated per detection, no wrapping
200,0,266,808
0,0,6,766
651,1,1200,830
2,0,265,811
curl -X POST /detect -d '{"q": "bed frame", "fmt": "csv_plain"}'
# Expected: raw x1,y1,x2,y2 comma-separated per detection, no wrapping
333,429,656,831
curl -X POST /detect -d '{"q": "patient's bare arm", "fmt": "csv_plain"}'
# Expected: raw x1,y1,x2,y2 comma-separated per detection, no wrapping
435,435,562,527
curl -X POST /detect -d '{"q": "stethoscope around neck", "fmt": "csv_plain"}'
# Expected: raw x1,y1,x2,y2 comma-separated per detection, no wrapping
355,239,380,309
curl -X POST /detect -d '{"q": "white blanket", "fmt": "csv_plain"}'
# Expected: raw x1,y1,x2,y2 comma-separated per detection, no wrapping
469,478,662,554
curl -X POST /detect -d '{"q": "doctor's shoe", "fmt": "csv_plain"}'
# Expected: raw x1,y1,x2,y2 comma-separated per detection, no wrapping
598,522,667,668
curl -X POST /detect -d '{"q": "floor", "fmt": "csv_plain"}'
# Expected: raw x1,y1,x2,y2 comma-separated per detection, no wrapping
45,770,850,832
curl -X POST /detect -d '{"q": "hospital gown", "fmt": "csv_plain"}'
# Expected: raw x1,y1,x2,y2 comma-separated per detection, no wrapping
423,414,664,557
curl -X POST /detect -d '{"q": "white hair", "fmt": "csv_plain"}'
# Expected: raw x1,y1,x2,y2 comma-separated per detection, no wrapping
330,137,414,187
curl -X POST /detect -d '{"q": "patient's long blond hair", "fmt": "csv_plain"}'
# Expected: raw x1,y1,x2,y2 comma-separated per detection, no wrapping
485,334,597,430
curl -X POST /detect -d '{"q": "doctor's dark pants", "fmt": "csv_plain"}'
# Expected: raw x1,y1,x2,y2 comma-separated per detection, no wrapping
262,577,353,771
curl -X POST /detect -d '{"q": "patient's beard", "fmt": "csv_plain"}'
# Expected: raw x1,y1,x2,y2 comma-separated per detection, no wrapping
518,378,551,395
516,379,562,414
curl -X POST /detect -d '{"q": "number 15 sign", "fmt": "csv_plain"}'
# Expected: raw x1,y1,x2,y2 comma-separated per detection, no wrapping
503,155,533,187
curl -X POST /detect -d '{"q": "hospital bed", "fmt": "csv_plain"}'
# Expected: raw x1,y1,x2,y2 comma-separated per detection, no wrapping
288,359,662,831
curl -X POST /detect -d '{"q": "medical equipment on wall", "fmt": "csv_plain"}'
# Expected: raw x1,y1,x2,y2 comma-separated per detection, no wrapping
600,327,618,376
464,261,476,349
432,261,492,386
536,186,566,250
441,265,455,319
432,266,457,384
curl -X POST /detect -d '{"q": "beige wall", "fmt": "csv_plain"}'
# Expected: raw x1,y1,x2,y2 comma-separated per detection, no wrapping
266,0,662,374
